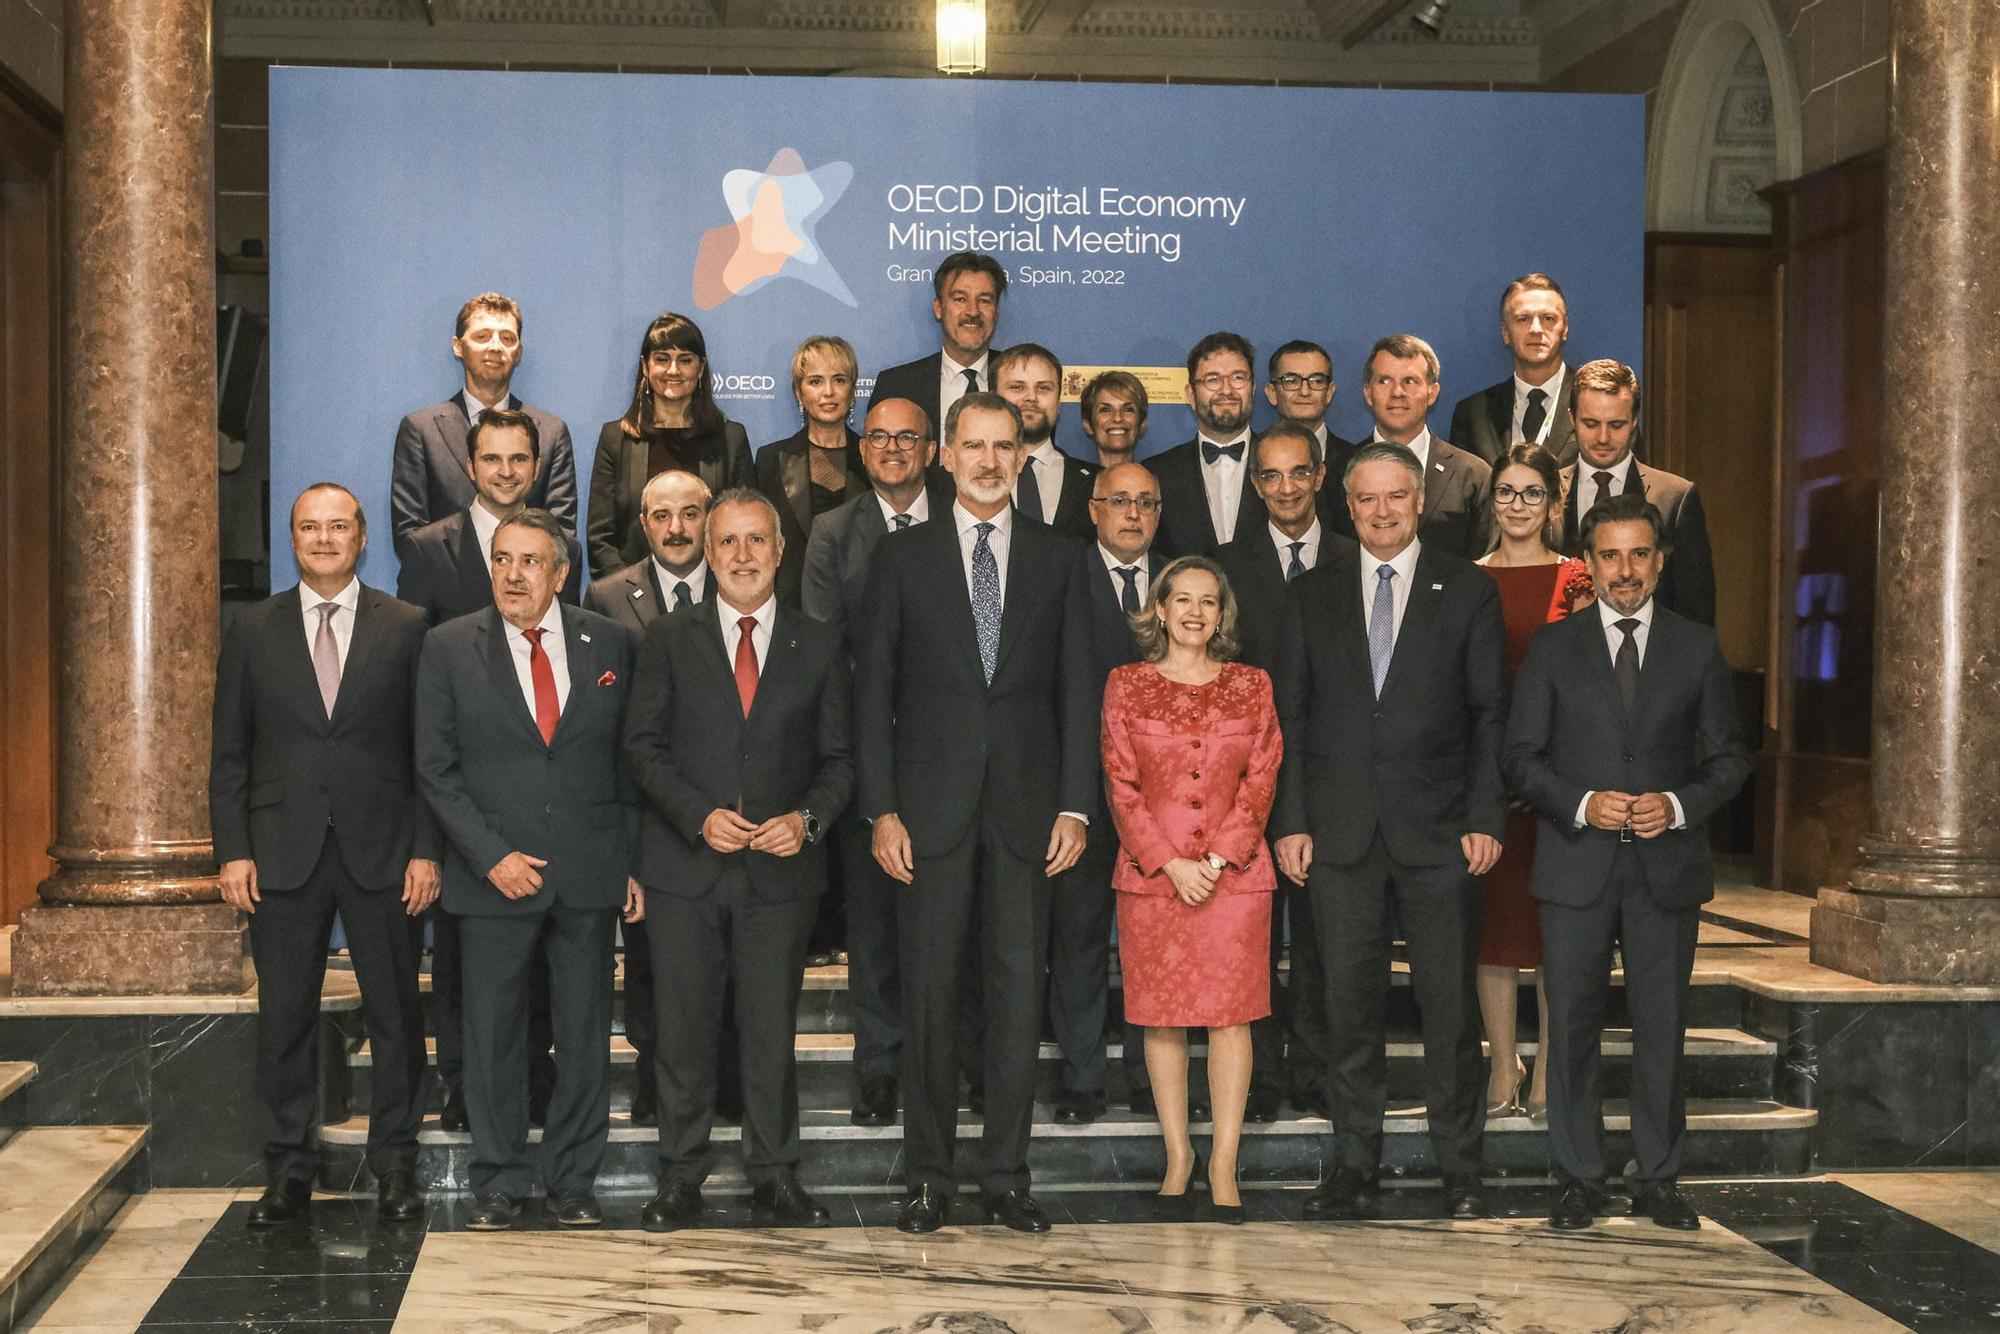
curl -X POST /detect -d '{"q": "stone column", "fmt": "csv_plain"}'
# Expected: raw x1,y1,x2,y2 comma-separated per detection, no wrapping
1811,0,2000,982
11,0,245,995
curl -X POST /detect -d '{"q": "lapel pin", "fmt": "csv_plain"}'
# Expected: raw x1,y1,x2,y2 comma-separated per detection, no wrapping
1434,462,1444,472
1431,582,1443,590
580,633,592,643
632,587,645,600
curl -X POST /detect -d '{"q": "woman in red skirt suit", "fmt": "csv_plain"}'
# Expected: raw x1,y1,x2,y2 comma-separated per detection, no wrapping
1101,555,1282,1222
1475,442,1593,1120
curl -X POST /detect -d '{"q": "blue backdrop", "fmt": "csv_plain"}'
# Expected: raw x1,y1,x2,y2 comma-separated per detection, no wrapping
270,68,1643,588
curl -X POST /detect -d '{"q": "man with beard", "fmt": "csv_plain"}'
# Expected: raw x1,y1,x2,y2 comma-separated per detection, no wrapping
1145,332,1264,556
995,342,1096,538
1358,335,1494,560
1080,371,1149,471
868,252,1006,436
1449,274,1580,467
1503,491,1748,1231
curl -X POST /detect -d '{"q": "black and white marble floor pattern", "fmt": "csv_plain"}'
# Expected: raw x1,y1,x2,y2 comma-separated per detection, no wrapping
19,1174,2000,1333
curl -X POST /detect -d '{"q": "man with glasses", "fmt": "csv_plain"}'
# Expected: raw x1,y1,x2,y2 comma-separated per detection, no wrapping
1359,334,1494,559
1449,273,1580,467
800,397,950,1126
1080,371,1150,471
1265,341,1356,489
1147,332,1265,556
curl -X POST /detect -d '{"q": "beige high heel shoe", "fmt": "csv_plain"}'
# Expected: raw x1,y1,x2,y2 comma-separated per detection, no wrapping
1486,1057,1526,1117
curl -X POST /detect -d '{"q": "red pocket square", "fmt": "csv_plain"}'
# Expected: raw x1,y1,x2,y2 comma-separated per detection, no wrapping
597,670,617,687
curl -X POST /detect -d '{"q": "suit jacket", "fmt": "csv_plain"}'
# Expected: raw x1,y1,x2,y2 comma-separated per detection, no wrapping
413,604,636,916
1075,543,1151,825
209,584,440,891
583,558,713,637
868,350,971,441
1272,542,1509,866
1448,367,1580,468
586,417,754,580
623,601,854,901
798,476,955,649
755,427,865,608
395,507,584,626
1412,435,1495,559
1214,525,1359,671
1021,447,1098,539
855,512,1097,862
1558,459,1717,626
1145,438,1267,556
389,392,578,547
1501,604,1750,908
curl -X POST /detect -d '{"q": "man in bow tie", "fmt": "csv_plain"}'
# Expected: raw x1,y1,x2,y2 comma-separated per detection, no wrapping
1145,331,1266,556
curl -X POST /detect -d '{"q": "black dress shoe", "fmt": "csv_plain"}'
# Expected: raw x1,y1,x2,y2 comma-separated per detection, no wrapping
642,1181,704,1232
1129,1087,1157,1116
1053,1087,1105,1126
438,1083,469,1133
751,1173,832,1227
247,1180,310,1227
629,1068,657,1127
1548,1180,1604,1231
852,1074,898,1127
897,1185,950,1233
1210,1202,1246,1225
551,1191,603,1228
376,1170,424,1223
465,1192,523,1232
1443,1174,1489,1220
1244,1087,1281,1124
1302,1168,1379,1221
983,1188,1053,1234
1630,1183,1701,1231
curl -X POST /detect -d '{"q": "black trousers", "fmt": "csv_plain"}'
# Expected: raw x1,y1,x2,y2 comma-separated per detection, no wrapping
842,811,903,1085
1311,832,1485,1178
1251,879,1329,1100
647,870,816,1186
431,906,555,1102
1539,862,1700,1188
247,829,424,1186
1047,829,1114,1094
457,904,616,1199
900,800,1052,1196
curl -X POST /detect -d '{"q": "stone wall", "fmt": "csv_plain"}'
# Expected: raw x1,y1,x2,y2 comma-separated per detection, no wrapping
0,0,61,111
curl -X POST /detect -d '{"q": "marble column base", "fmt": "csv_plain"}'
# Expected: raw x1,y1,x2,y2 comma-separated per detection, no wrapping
1811,886,2000,984
11,904,250,996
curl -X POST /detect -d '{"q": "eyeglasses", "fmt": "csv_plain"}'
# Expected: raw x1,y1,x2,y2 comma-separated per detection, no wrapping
1494,484,1549,506
1271,373,1332,391
1192,371,1252,392
1254,467,1319,485
1094,494,1162,514
860,430,926,450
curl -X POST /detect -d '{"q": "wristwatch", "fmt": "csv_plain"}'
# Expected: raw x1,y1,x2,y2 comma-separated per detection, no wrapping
1206,853,1227,872
799,809,821,845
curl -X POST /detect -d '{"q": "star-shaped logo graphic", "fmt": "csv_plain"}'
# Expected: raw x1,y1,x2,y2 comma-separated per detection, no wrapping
693,148,856,310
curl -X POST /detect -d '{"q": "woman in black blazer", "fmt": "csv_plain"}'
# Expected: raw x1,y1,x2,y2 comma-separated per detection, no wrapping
755,336,866,606
587,312,753,580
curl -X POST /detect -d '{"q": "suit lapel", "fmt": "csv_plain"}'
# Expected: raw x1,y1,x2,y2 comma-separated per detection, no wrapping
749,607,802,727
991,519,1037,682
549,605,596,747
1577,606,1631,728
332,588,385,723
273,587,328,730
780,440,813,533
1485,385,1511,450
446,514,489,602
481,610,545,745
927,518,985,680
1378,548,1443,700
689,598,737,696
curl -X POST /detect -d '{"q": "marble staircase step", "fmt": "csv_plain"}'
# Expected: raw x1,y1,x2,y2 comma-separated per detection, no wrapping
0,1125,147,1332
0,1064,34,1152
314,1097,1814,1195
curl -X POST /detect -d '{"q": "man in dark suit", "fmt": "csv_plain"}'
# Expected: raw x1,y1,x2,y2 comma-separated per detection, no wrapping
857,393,1096,1235
211,484,436,1227
414,509,642,1232
1264,340,1357,483
866,251,1006,434
1504,491,1749,1231
800,396,948,1127
1556,359,1717,626
624,490,853,1231
1053,460,1162,1127
1273,441,1509,1222
1215,423,1357,1125
390,292,577,550
994,342,1096,538
1146,331,1266,556
1448,273,1581,467
1358,334,1494,559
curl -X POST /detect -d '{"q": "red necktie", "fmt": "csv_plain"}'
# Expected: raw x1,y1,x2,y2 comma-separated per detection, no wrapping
733,615,759,716
523,627,559,745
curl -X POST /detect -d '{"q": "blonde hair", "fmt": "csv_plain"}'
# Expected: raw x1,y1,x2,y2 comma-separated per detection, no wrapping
1130,555,1240,664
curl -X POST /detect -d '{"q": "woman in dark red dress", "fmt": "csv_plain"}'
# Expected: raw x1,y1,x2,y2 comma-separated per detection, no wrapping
1476,442,1593,1119
1102,555,1282,1223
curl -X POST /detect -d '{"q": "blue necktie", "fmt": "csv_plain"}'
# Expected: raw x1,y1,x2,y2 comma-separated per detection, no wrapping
1368,565,1396,697
971,522,1001,684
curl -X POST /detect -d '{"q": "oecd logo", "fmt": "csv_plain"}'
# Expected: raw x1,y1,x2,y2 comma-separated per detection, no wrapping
693,148,857,310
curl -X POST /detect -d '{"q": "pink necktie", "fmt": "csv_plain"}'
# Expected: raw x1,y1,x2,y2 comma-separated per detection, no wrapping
312,602,340,717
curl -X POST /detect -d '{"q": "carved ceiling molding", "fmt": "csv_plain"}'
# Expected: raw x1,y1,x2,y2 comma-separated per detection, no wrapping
454,0,719,24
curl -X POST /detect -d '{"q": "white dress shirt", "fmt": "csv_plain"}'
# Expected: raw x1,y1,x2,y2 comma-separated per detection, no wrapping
1359,539,1421,646
1372,425,1433,473
876,487,931,529
952,501,1013,604
1096,543,1150,604
1573,451,1637,525
1573,595,1686,830
463,388,505,421
1268,518,1322,573
939,350,991,426
506,599,571,716
653,557,708,608
1511,361,1566,445
1019,441,1065,520
467,499,505,569
718,594,777,674
1197,428,1252,541
299,578,361,671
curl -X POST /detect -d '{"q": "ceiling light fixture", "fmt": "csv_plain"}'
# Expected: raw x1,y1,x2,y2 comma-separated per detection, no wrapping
936,0,987,75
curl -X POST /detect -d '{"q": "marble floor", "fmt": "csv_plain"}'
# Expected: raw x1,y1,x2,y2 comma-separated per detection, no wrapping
19,1174,2000,1333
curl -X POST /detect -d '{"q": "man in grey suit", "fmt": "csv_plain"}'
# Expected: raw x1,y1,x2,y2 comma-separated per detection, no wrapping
1504,491,1749,1232
1448,273,1581,467
390,292,578,550
799,395,947,1126
1358,334,1494,559
414,509,642,1232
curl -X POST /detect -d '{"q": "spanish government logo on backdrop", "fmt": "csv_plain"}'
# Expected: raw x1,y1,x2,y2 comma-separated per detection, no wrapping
693,149,856,310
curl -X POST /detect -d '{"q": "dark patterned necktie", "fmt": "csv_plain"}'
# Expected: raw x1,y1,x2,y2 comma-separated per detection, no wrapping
892,512,913,530
1115,565,1141,615
1286,541,1306,582
673,580,693,611
971,522,1001,684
